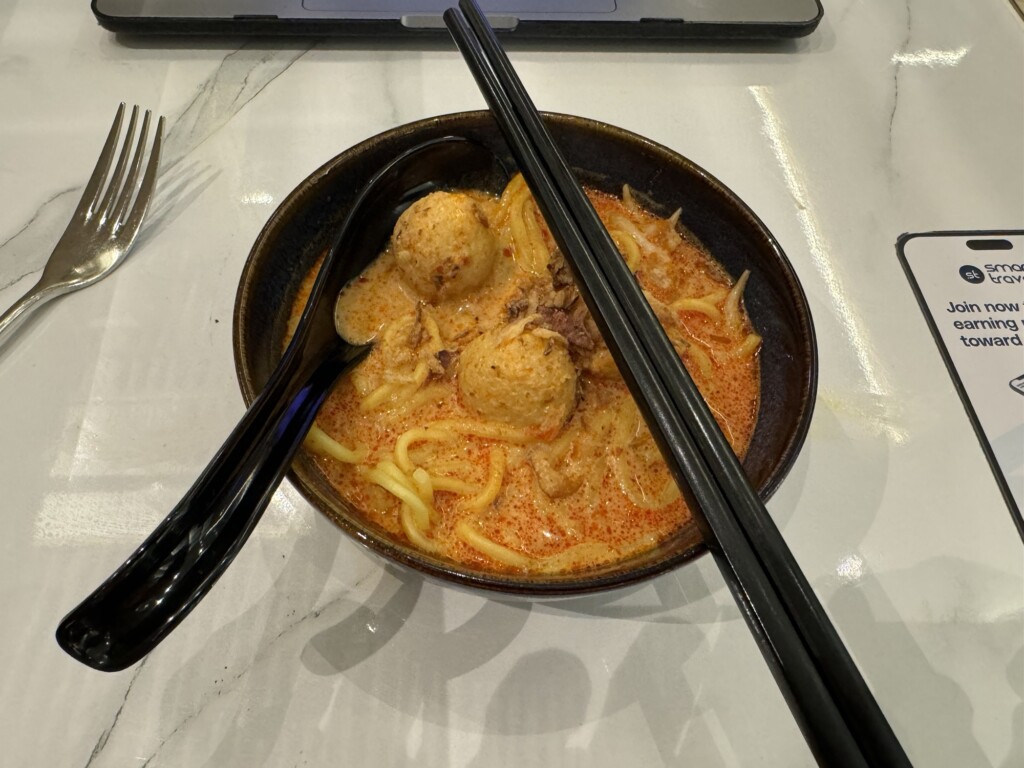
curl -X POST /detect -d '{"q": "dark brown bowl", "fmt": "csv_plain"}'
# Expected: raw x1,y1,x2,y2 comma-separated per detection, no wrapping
233,111,817,596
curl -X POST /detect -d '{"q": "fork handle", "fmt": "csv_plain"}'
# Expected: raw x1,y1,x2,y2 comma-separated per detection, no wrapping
55,337,370,671
0,278,68,349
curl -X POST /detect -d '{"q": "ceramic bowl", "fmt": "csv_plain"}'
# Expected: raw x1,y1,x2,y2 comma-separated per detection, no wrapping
233,111,817,595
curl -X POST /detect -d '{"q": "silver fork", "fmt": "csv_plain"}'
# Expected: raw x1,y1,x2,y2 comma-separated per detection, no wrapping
0,103,164,349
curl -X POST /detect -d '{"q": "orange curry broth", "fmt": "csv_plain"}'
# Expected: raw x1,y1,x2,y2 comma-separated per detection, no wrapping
287,186,759,573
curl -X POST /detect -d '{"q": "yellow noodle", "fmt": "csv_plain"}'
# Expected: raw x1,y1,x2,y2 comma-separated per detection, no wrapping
363,464,433,527
685,343,715,380
462,448,506,511
671,297,722,320
508,196,535,270
642,220,663,238
529,327,569,346
498,173,527,215
517,195,550,275
661,221,685,251
432,419,534,443
723,269,752,332
501,180,532,262
720,332,763,360
702,287,729,304
304,423,368,464
394,426,458,473
360,360,430,412
609,213,663,261
411,467,434,505
400,504,439,553
360,381,399,411
421,310,443,349
380,314,409,346
351,366,375,397
393,383,449,414
422,457,478,477
410,359,430,386
610,229,642,270
505,178,549,277
377,459,416,490
611,398,640,447
622,184,639,211
493,313,539,346
610,454,680,509
380,311,433,354
429,474,482,496
455,520,533,568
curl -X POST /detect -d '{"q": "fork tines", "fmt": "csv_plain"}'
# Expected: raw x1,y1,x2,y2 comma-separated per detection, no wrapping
79,103,164,237
0,103,165,350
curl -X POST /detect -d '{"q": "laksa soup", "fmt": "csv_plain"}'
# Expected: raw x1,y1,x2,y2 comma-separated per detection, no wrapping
292,173,761,575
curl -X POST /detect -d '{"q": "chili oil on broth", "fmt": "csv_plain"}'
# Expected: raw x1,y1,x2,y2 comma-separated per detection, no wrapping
293,175,761,575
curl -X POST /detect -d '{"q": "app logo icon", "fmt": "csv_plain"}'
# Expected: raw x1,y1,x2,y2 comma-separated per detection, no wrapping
959,265,985,284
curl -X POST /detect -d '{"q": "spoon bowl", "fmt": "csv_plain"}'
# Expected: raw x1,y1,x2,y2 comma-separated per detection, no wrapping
55,135,508,672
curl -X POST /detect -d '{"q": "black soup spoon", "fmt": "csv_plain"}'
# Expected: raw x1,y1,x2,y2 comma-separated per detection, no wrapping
56,136,508,672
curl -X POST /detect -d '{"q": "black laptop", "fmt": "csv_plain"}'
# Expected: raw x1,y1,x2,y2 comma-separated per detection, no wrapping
91,0,824,40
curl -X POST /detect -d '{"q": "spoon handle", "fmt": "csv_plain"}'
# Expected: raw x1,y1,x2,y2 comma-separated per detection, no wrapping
55,338,369,671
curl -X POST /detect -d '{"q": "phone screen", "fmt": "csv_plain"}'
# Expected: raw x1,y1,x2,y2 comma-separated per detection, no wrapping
898,230,1024,535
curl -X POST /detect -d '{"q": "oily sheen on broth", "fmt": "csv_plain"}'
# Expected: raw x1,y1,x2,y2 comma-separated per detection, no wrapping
292,174,761,575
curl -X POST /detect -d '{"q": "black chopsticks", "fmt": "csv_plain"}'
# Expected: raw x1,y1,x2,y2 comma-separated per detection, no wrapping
444,2,912,766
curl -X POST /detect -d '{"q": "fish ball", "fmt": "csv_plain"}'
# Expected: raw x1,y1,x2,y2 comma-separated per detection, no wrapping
459,327,578,429
392,191,498,302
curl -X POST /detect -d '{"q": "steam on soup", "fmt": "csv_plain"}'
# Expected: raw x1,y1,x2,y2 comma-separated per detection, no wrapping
294,173,761,574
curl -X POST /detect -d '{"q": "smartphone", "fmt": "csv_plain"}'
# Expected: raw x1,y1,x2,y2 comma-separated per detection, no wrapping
898,230,1024,537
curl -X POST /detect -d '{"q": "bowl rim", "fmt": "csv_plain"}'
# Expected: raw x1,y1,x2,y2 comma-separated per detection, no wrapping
232,109,818,596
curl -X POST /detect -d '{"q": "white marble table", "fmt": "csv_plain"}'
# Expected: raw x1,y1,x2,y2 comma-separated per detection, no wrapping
1,1,1022,765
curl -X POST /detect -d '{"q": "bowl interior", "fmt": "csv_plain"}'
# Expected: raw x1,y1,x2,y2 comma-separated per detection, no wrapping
233,111,817,595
